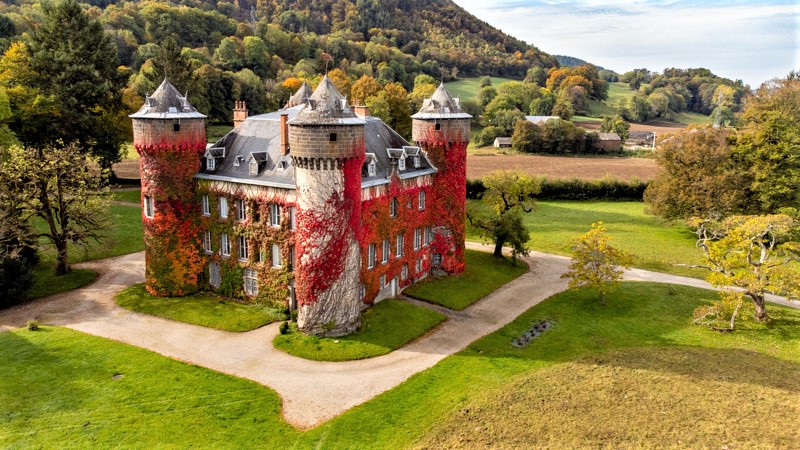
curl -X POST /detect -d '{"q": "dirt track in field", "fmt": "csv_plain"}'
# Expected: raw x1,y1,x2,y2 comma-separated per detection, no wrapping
467,154,660,181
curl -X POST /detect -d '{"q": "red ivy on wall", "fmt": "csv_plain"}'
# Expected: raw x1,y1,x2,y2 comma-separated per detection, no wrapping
137,139,205,297
294,154,365,305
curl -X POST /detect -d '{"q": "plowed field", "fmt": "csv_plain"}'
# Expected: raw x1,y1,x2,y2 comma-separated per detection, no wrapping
467,154,660,181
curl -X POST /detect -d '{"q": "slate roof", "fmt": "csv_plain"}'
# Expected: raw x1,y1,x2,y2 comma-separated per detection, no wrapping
411,83,472,120
289,75,364,126
286,82,312,108
196,86,436,190
130,78,206,119
597,132,621,141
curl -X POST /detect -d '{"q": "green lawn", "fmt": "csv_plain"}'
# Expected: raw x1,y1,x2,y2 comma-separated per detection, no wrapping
404,249,527,310
445,76,516,100
3,282,799,448
111,189,141,204
467,200,705,278
674,110,713,125
273,299,445,361
116,284,285,332
20,204,144,303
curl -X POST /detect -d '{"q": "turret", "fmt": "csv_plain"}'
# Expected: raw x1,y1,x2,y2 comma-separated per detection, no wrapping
130,79,206,296
289,76,366,336
411,83,471,273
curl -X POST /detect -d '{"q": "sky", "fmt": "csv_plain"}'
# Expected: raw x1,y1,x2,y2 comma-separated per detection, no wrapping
451,0,799,87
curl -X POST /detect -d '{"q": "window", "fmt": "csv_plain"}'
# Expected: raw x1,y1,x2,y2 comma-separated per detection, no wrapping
414,228,421,250
424,226,432,246
203,231,212,253
220,233,230,257
413,156,420,168
396,233,404,258
243,268,258,296
418,191,426,211
389,198,397,218
238,236,248,261
329,133,337,142
289,206,296,230
143,195,154,219
258,245,266,263
270,204,281,227
382,238,390,264
209,262,221,288
398,158,406,171
249,160,258,175
201,195,210,216
271,243,282,268
367,161,376,177
288,245,295,272
401,264,408,280
434,122,441,131
433,253,443,266
379,274,386,289
233,155,242,167
416,258,423,273
236,199,246,221
207,156,216,171
368,243,377,269
359,284,366,300
173,119,180,132
219,197,228,218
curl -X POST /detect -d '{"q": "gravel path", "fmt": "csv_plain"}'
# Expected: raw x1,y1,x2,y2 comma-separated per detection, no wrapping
1,243,797,429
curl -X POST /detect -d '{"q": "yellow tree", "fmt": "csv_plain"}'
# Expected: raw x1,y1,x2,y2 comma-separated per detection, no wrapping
561,222,633,304
691,214,800,326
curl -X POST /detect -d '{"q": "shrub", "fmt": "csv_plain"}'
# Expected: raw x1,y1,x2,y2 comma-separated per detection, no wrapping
466,177,649,201
26,319,39,331
279,321,290,335
0,255,35,307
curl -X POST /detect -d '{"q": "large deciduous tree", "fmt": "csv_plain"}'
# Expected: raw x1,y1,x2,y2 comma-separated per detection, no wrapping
561,222,633,305
691,214,800,325
733,74,800,213
3,0,127,169
467,170,540,259
0,144,111,275
644,126,753,220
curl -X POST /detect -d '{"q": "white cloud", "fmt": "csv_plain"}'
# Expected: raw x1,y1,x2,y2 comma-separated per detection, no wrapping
452,0,799,86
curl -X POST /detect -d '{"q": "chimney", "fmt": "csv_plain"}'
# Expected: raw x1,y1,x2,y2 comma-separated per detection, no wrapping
233,101,248,128
353,103,369,118
280,113,289,155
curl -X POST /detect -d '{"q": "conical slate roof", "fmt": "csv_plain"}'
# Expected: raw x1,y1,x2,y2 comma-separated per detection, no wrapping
129,78,206,119
289,75,364,126
411,83,472,119
285,82,313,108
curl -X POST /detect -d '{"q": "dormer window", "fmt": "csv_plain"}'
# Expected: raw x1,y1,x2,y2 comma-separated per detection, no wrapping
413,156,420,168
279,160,288,170
367,161,376,177
398,158,406,171
233,155,243,167
249,160,258,175
207,156,216,171
173,119,180,132
248,152,268,175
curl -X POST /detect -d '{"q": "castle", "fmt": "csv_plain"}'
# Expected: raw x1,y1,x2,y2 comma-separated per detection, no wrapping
130,76,470,336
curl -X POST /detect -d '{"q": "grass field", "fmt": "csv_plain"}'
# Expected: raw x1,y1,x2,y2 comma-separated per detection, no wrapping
404,249,527,310
22,204,144,302
467,200,705,278
445,76,516,100
3,282,799,448
111,189,141,204
116,284,286,332
273,299,445,361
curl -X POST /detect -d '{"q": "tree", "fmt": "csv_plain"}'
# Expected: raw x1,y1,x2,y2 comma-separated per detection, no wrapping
367,82,411,138
350,74,382,105
690,214,800,325
644,126,753,220
511,119,541,153
479,76,492,87
0,144,111,275
14,0,127,168
467,170,540,258
733,75,800,213
561,222,633,305
600,115,630,142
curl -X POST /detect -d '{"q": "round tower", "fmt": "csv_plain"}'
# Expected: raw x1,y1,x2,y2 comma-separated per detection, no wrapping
411,83,472,273
130,78,207,297
290,76,366,336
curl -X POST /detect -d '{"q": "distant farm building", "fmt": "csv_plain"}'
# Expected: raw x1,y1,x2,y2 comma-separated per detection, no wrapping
629,131,655,145
493,137,512,148
525,115,560,125
596,132,622,151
